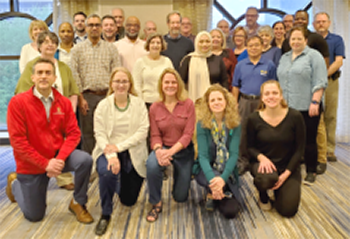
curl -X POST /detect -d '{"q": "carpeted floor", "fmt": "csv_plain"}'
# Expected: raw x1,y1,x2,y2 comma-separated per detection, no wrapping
0,145,349,239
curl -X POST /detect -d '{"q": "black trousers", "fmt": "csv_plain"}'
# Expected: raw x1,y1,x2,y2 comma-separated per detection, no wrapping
300,110,321,173
251,163,301,217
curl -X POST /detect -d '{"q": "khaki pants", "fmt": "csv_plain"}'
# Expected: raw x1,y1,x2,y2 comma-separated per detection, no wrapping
56,172,74,187
317,113,327,164
324,78,339,153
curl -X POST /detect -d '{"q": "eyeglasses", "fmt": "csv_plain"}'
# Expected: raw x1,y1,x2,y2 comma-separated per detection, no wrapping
246,14,258,18
87,23,101,28
112,80,129,85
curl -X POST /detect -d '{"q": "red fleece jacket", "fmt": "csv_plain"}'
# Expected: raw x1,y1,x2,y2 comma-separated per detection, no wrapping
7,87,81,174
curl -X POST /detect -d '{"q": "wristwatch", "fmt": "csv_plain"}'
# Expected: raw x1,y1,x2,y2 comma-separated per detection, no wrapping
311,100,320,105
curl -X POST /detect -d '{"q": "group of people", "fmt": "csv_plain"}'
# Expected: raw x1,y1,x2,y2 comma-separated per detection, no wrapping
5,5,345,237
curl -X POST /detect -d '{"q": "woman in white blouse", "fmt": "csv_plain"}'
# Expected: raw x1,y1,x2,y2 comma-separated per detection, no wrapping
132,33,173,108
19,20,48,73
92,67,149,236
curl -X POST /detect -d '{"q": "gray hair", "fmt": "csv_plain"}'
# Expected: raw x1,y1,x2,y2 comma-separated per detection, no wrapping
85,14,101,25
257,25,274,38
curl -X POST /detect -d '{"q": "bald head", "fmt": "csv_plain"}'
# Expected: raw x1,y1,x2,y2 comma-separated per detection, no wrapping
58,22,74,45
144,20,157,40
125,16,141,40
217,19,230,36
181,17,192,36
111,8,125,27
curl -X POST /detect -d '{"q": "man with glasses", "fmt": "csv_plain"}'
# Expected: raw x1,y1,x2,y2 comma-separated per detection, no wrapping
114,16,147,72
232,36,277,175
71,14,121,155
244,7,260,38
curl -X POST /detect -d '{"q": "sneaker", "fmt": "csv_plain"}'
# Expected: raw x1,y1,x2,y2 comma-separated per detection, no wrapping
258,199,271,211
205,195,214,211
6,172,17,203
327,152,337,162
316,163,327,175
303,173,316,186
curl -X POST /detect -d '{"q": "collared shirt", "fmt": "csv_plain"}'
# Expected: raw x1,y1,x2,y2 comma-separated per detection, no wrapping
71,38,121,92
58,44,74,67
324,31,346,65
282,29,329,57
277,46,328,111
114,37,148,72
33,87,54,119
232,56,277,95
74,33,87,44
149,98,195,149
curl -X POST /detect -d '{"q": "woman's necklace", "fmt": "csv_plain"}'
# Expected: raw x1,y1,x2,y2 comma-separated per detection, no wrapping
114,96,130,112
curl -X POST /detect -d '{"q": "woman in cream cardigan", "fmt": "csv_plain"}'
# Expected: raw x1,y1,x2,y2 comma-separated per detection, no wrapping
92,67,149,236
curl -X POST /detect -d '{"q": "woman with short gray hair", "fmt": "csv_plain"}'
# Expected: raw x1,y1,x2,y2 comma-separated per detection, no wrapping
257,25,281,66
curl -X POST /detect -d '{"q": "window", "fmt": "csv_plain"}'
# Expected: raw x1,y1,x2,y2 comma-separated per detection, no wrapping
0,0,52,130
212,0,312,30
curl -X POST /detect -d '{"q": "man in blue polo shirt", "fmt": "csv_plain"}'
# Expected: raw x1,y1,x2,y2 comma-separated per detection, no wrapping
232,36,277,175
313,12,345,167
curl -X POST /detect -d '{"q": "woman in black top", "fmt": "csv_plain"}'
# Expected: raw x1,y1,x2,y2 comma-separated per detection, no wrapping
246,80,306,217
179,31,228,101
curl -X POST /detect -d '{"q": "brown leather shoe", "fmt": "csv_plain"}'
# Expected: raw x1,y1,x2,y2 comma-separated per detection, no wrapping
60,183,75,191
68,199,94,224
6,172,17,203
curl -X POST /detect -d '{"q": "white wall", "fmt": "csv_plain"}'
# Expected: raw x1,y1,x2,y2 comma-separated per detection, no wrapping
98,0,173,37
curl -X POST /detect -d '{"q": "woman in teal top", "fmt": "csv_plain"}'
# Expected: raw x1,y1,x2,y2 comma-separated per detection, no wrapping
194,84,241,219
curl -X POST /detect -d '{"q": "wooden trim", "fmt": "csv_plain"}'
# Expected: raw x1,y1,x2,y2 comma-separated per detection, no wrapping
0,56,19,60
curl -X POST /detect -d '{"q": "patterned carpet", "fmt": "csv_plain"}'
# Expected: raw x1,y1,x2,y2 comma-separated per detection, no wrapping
0,145,349,239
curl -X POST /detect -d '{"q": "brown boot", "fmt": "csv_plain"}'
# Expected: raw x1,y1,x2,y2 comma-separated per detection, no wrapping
6,172,17,203
68,199,94,224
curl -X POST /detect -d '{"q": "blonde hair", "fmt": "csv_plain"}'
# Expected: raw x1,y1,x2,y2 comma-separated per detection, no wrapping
157,68,187,102
29,20,48,41
210,28,226,49
198,84,240,129
107,67,138,96
257,80,288,110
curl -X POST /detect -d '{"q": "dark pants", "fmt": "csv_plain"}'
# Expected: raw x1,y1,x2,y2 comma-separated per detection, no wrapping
238,97,260,172
251,163,301,217
195,169,240,219
300,110,321,173
12,150,92,222
146,143,194,205
79,92,106,154
97,151,143,216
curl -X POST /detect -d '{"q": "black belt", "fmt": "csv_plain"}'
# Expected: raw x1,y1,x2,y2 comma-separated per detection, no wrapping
240,93,260,100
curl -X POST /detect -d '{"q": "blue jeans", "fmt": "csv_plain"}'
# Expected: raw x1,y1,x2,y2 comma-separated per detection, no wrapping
146,143,194,205
12,150,92,222
96,151,143,216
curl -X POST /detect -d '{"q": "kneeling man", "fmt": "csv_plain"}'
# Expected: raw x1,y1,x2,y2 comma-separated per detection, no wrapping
6,58,93,223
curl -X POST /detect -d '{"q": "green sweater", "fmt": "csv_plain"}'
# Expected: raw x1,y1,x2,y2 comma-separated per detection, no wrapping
195,121,241,183
15,56,80,97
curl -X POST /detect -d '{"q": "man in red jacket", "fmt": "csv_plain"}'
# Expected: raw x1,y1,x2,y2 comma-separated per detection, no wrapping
6,58,93,224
